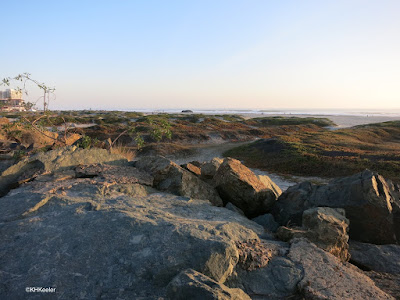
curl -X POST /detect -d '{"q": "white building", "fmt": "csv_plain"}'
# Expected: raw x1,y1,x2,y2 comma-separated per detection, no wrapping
0,89,26,111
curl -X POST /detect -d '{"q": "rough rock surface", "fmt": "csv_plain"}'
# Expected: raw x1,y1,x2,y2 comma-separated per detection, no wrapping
181,162,202,176
135,156,223,206
225,240,303,299
201,158,223,180
273,170,398,244
0,149,396,299
257,175,282,198
251,213,279,232
166,269,251,300
272,181,314,226
277,207,351,262
0,174,262,299
226,256,303,300
289,239,394,300
214,158,277,217
74,163,153,186
349,241,400,274
0,146,128,196
302,207,350,262
365,271,400,299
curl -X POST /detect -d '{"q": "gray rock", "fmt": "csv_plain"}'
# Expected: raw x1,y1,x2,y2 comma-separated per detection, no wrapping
201,158,223,180
251,214,279,232
226,256,302,299
273,170,398,244
272,181,314,226
74,163,154,186
365,271,400,299
135,156,223,206
225,202,245,216
214,158,278,217
166,269,251,300
0,146,128,196
0,177,263,299
349,241,400,274
289,239,394,299
302,207,350,262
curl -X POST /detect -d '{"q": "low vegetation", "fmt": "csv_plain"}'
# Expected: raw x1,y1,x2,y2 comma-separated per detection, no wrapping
225,121,400,181
5,110,399,182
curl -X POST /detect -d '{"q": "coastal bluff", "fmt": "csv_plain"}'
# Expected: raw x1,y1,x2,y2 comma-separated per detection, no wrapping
0,146,399,299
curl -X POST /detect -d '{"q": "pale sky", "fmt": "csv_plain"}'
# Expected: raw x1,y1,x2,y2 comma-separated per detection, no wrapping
1,0,399,110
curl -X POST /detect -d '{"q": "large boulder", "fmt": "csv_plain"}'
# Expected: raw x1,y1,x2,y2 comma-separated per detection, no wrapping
214,158,278,217
349,241,400,274
134,156,223,206
226,256,303,299
0,146,128,197
288,239,394,299
225,240,303,299
272,181,314,226
277,207,350,262
0,176,263,299
166,269,251,300
273,170,398,244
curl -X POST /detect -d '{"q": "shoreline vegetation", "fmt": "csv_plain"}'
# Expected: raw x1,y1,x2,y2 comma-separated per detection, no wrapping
0,110,399,183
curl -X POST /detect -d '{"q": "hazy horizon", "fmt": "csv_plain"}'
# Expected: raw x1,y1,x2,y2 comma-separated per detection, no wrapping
1,0,400,111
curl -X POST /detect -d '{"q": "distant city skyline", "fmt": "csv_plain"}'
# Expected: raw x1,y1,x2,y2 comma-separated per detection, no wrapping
1,0,399,110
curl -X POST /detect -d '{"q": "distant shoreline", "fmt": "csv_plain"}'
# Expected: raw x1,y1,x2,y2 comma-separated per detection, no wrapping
134,110,400,128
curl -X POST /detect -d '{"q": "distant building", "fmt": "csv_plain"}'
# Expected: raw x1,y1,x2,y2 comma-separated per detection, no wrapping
0,89,26,111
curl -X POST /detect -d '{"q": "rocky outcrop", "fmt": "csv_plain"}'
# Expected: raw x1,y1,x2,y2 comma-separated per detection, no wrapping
166,269,251,300
273,170,398,244
277,207,350,261
0,172,262,299
135,156,223,206
289,239,394,299
0,146,128,197
0,148,396,299
214,158,278,217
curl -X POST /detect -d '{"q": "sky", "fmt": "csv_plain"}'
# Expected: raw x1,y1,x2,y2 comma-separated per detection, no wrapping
1,0,400,111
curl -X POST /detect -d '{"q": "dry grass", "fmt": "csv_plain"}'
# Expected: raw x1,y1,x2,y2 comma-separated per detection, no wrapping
110,144,136,161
